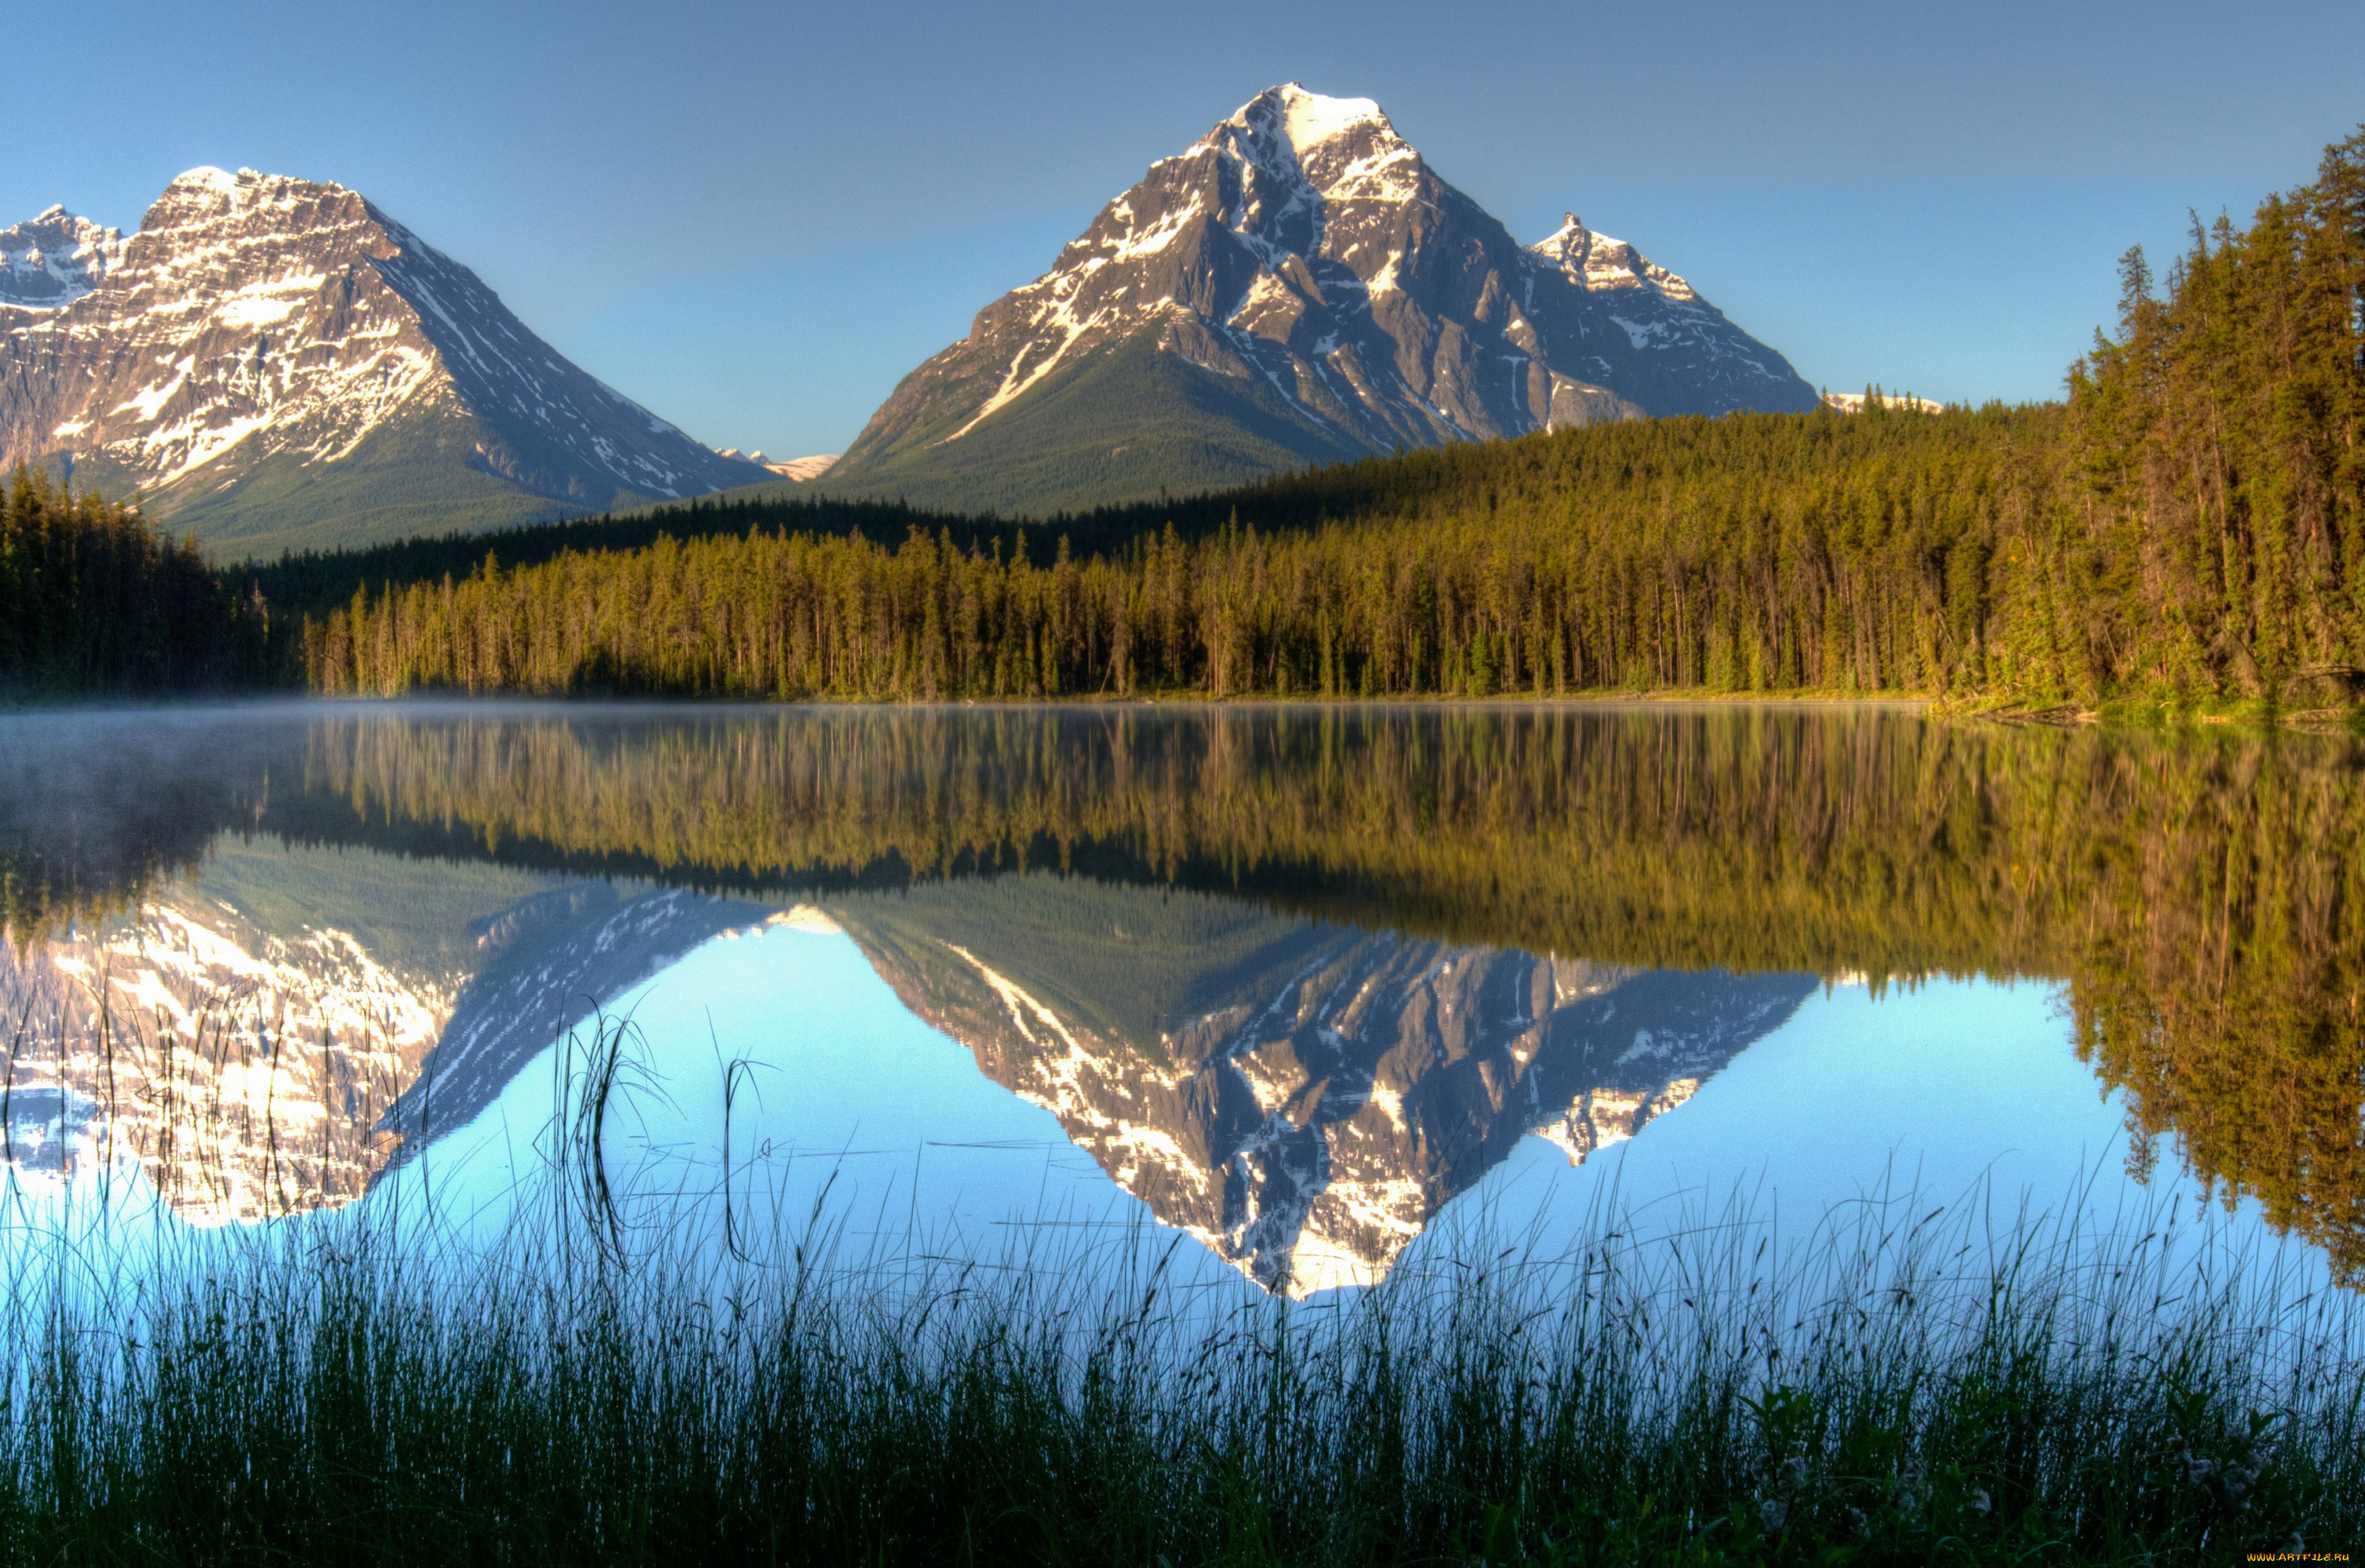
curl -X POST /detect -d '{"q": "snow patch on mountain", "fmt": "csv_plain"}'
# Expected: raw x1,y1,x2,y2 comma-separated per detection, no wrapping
1271,84,1388,155
1823,389,1946,414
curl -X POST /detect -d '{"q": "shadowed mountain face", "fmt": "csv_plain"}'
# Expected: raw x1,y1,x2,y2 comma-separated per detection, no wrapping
824,84,1816,516
836,877,1815,1294
0,169,764,555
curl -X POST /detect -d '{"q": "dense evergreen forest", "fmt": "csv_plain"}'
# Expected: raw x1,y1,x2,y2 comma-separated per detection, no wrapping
290,128,2364,709
296,406,2058,702
0,468,267,698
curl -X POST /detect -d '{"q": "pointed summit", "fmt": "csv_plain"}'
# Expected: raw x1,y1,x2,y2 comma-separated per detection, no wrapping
1529,213,1697,301
0,206,126,311
1229,83,1399,160
825,86,1814,516
1268,84,1390,147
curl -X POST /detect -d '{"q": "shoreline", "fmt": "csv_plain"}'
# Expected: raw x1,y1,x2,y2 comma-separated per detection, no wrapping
9,687,2363,732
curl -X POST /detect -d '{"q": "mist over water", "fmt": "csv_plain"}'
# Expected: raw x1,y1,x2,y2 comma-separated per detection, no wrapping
0,701,2356,1299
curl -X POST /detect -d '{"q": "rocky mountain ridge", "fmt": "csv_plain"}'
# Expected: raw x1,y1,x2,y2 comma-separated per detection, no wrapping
0,207,127,310
825,84,1816,516
0,167,765,554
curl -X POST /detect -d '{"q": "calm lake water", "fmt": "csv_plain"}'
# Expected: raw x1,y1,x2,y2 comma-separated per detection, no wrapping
1,701,2357,1298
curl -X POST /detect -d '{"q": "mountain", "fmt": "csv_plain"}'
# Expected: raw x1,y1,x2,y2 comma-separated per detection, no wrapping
836,877,1816,1294
821,84,1816,516
0,168,765,556
1,207,125,308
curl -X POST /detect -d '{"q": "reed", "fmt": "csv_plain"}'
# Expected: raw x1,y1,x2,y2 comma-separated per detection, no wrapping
0,1067,2355,1568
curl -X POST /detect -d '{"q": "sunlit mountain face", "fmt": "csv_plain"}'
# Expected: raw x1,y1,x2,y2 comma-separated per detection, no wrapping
0,841,764,1224
825,84,1815,515
1,705,2358,1287
0,847,465,1225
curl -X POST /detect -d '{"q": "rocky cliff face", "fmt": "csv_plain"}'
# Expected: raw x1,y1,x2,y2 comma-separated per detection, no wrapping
840,883,1815,1294
828,84,1816,516
0,168,765,553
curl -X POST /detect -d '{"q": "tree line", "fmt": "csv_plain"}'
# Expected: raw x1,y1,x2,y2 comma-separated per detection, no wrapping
301,406,2064,702
0,467,268,697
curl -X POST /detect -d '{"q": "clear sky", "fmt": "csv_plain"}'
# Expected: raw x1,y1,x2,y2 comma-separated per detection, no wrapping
13,0,2363,460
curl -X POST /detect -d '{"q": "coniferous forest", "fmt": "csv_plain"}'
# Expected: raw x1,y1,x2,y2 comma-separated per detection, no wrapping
11,127,2362,711
0,467,267,698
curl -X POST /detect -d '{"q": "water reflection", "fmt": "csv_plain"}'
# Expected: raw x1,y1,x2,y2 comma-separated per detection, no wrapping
0,702,2358,1285
836,878,1814,1292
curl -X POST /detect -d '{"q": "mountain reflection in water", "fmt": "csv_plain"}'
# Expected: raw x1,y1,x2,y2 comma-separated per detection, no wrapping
0,702,2358,1285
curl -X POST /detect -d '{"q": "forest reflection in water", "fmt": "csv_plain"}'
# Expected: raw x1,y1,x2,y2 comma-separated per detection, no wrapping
1,701,2359,1285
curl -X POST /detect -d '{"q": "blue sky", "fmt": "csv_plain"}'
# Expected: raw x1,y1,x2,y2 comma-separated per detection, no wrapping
13,0,2362,459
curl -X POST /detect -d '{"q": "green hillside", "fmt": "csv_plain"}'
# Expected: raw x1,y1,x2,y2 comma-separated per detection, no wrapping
57,413,659,561
812,328,1366,516
171,424,587,560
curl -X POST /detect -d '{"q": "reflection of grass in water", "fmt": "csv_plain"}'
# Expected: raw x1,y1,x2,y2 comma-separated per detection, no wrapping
0,1022,2356,1563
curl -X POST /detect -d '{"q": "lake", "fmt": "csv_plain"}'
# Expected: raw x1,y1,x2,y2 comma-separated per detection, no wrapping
2,700,2358,1300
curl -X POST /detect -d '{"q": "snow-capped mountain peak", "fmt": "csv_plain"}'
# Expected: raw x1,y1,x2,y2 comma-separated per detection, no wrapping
1260,84,1391,156
829,83,1816,515
0,206,127,311
1213,82,1425,217
1528,212,1699,303
1227,83,1405,173
0,167,764,553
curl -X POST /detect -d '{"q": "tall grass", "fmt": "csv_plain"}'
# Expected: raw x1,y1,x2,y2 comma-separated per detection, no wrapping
0,1017,2357,1565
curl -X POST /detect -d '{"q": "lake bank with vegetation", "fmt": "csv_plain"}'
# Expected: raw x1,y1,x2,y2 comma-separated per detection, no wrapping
4,1142,2356,1566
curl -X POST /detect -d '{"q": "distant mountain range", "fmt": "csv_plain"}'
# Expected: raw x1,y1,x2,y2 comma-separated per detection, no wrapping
3,92,1819,549
816,84,1816,516
0,169,765,555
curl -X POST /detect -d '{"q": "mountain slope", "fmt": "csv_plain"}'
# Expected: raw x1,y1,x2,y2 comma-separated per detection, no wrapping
0,169,765,555
824,84,1816,516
